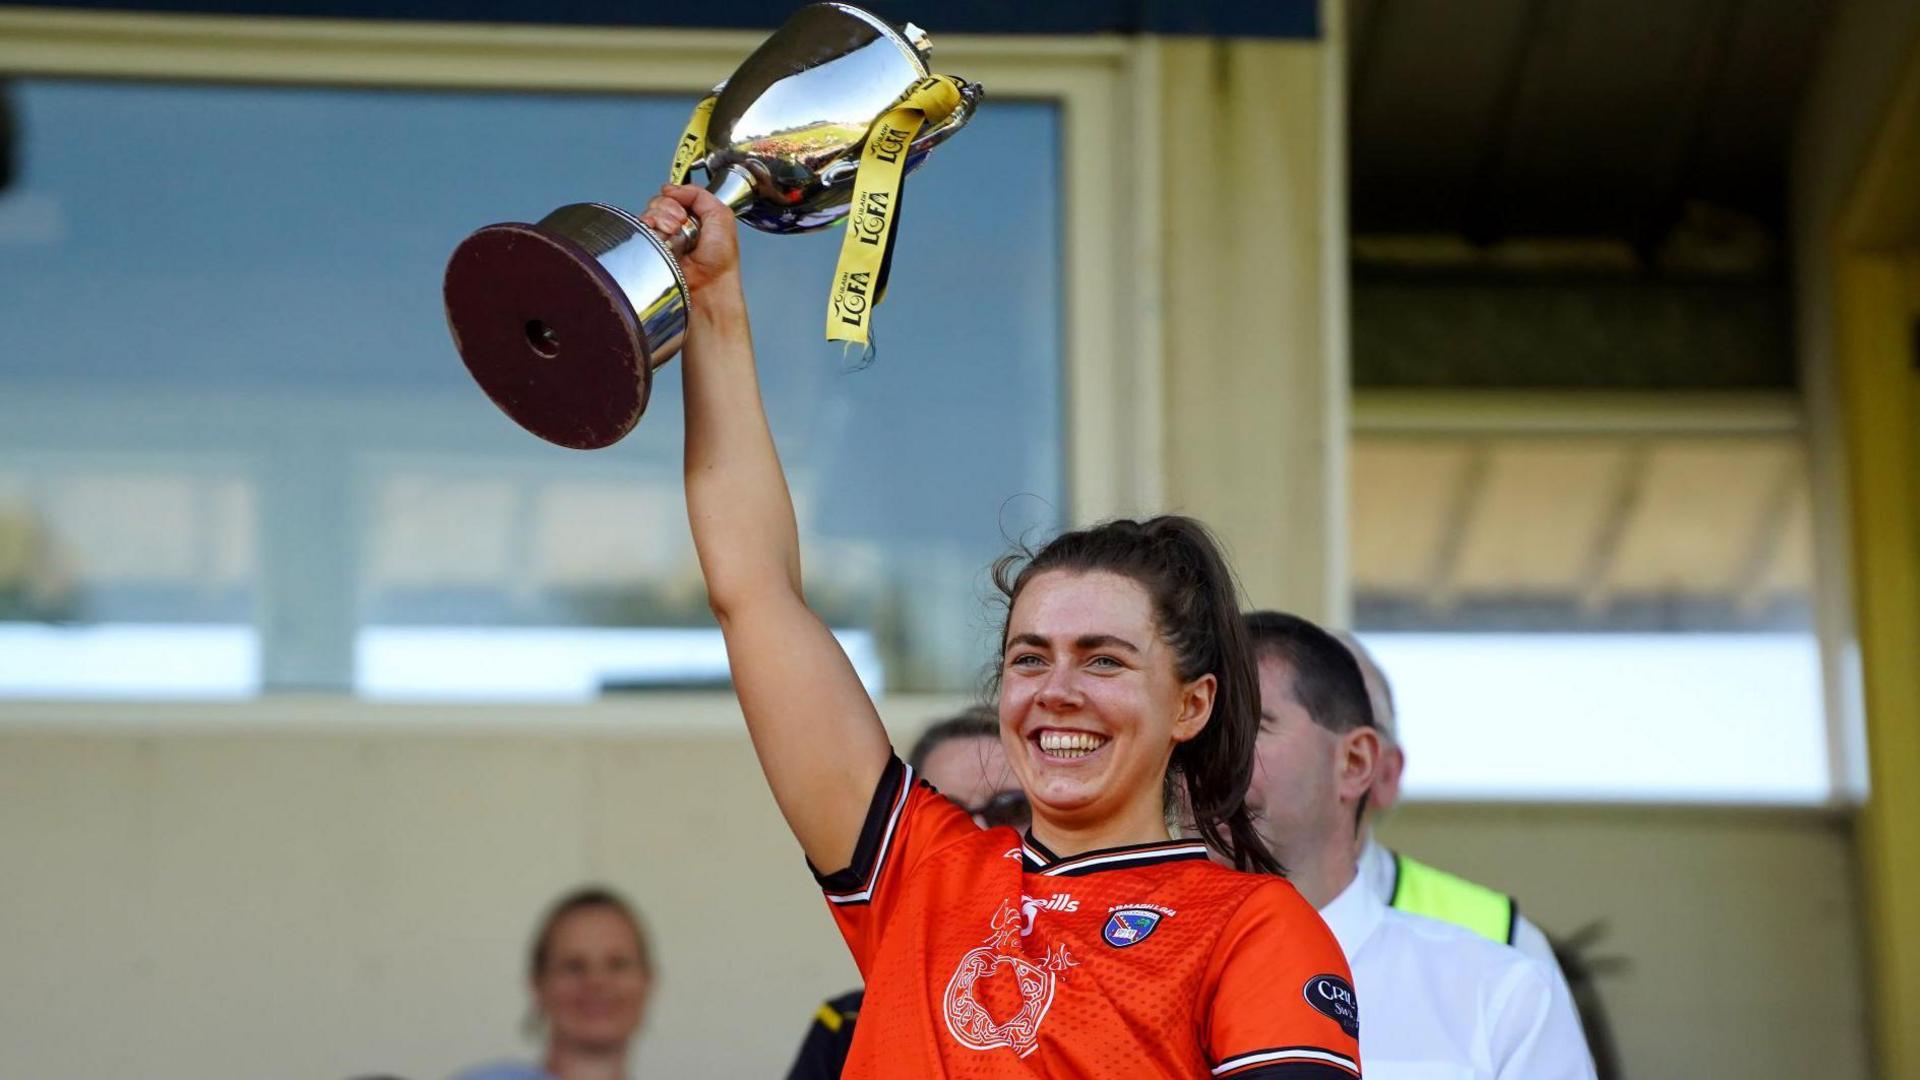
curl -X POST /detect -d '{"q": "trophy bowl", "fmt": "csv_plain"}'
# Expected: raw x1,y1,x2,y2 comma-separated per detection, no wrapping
443,2,981,450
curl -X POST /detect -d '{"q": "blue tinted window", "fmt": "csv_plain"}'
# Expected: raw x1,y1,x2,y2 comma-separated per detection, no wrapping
0,79,1063,696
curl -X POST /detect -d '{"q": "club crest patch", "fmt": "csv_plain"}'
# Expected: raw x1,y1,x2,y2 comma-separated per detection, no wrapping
1302,973,1359,1037
1102,908,1161,948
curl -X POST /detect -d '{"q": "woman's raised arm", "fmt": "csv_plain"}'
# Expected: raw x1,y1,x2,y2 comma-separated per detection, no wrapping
641,185,892,873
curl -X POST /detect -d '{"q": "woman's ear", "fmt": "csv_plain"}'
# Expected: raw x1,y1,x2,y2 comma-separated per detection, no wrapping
1172,672,1217,743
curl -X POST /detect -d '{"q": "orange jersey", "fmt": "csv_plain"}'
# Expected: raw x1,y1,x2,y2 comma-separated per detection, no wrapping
813,757,1362,1078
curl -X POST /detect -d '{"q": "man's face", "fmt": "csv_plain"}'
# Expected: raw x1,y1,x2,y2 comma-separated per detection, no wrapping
1245,654,1346,862
919,734,1024,828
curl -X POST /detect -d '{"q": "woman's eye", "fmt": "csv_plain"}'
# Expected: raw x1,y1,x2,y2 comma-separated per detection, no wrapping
1008,653,1044,669
1088,655,1122,670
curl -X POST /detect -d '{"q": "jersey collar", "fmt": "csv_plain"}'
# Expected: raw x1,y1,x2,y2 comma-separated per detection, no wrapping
1020,831,1213,877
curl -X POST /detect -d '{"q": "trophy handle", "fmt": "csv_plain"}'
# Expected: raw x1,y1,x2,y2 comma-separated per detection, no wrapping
908,78,983,157
812,79,983,191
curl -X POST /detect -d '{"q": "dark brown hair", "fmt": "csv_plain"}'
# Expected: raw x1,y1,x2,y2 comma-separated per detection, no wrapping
992,515,1282,875
907,706,1000,771
1243,611,1376,735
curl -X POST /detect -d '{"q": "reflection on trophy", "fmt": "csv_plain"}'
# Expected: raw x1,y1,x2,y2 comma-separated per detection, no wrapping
443,2,983,450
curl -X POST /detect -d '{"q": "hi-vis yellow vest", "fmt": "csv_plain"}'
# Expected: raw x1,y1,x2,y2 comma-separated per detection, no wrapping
1389,851,1518,945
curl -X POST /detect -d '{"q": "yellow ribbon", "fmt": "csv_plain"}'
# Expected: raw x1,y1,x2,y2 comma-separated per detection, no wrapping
825,74,965,347
669,94,718,185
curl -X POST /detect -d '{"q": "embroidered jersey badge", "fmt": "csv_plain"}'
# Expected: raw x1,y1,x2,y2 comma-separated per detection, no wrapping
1102,908,1162,947
944,899,1077,1058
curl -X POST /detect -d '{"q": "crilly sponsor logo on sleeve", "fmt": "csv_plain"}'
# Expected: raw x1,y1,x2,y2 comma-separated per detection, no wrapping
1302,973,1359,1037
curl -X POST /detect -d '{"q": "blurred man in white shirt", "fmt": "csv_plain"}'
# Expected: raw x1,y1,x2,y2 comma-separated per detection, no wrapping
1243,611,1595,1080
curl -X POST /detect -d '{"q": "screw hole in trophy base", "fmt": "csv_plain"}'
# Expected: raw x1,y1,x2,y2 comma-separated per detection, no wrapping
524,319,560,358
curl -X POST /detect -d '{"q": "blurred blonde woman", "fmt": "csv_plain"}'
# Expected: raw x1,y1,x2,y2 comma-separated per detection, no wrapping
452,887,652,1080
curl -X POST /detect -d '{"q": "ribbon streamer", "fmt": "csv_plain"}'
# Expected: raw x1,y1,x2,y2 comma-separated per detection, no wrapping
825,75,965,347
669,94,718,185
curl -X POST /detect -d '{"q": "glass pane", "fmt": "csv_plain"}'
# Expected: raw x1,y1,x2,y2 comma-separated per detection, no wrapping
0,79,1063,698
1354,631,1826,803
1350,427,1827,802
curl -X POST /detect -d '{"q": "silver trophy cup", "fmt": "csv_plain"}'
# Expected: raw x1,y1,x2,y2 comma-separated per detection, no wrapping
443,2,982,449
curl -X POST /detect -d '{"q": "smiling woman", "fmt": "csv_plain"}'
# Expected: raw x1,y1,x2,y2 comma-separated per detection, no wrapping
452,887,653,1080
991,517,1279,876
646,182,1361,1078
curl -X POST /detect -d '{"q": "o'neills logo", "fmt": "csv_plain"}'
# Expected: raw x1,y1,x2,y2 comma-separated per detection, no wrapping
851,190,892,248
832,271,874,328
870,122,912,166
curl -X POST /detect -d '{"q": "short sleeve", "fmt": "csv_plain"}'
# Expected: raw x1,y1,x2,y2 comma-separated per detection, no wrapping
1203,879,1363,1079
1486,956,1598,1080
808,755,978,972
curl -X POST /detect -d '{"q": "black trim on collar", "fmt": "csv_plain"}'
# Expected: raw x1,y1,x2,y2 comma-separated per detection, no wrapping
1020,830,1212,877
1023,830,1063,864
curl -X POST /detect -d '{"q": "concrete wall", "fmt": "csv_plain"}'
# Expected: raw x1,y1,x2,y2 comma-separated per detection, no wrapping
0,723,1870,1079
1380,804,1870,1078
0,726,855,1080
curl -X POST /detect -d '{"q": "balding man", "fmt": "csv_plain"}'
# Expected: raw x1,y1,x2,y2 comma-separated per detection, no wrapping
1244,611,1594,1078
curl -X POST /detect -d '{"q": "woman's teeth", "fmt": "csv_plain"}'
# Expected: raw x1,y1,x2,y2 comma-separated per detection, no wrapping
1036,730,1108,758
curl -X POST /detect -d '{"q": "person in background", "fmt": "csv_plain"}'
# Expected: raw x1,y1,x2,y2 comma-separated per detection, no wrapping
785,708,1030,1080
1244,611,1594,1078
451,886,653,1080
1337,631,1622,1076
